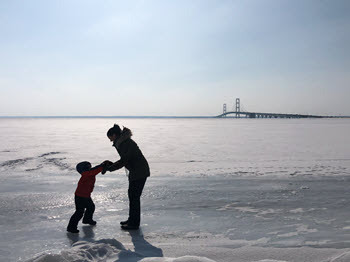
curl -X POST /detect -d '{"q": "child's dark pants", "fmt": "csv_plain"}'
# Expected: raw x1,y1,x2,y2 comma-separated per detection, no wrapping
128,178,147,227
67,195,95,229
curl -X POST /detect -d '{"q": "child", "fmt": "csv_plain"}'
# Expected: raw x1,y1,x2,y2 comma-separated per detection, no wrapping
67,160,112,233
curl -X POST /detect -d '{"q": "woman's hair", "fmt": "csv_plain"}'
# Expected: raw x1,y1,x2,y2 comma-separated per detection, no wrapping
107,124,122,137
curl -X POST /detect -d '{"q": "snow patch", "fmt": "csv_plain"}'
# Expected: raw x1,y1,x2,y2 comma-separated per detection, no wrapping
25,239,216,262
329,251,350,262
253,260,288,262
141,256,216,262
235,207,259,213
289,208,304,214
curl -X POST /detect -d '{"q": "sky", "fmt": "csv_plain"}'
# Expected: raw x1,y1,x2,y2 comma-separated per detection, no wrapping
0,0,349,116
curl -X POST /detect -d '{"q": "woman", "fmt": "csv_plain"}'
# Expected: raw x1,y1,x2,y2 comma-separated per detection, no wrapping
104,124,150,230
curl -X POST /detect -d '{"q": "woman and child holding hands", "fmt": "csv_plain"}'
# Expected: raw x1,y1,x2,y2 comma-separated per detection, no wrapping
67,124,150,233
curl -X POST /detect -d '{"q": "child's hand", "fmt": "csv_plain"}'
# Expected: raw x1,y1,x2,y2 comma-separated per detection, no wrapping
101,160,113,174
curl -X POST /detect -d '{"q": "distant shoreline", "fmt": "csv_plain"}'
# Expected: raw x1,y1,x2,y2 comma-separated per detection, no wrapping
0,115,349,119
0,116,215,119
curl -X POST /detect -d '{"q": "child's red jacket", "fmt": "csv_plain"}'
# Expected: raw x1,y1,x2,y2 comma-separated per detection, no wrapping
75,166,103,198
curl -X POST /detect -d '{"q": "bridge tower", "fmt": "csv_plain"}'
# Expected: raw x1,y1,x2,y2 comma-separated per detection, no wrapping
235,98,240,118
223,103,227,117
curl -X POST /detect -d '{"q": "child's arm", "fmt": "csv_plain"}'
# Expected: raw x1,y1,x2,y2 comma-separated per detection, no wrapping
82,165,103,177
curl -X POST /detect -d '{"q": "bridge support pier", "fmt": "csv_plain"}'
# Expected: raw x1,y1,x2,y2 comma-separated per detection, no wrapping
235,98,240,118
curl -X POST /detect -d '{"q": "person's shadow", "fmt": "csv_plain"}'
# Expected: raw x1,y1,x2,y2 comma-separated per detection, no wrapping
129,228,163,259
81,225,95,240
66,225,95,245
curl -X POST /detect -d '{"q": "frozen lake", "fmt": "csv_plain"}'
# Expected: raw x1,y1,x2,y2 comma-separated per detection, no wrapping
1,118,350,262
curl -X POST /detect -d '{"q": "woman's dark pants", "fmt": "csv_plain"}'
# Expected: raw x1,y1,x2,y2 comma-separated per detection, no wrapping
128,178,147,227
67,195,95,229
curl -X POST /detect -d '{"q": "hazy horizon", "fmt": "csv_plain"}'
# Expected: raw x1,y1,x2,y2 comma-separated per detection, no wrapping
1,1,350,117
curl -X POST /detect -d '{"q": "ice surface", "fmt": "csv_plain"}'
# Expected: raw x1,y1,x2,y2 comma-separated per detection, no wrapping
1,118,350,262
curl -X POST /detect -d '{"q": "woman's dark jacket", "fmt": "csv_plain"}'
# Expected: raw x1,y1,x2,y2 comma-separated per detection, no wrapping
108,128,150,181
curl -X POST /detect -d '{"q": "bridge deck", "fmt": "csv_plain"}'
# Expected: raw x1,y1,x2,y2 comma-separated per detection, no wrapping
216,111,325,118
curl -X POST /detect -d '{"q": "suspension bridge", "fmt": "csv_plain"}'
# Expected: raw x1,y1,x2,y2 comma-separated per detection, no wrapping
216,98,326,119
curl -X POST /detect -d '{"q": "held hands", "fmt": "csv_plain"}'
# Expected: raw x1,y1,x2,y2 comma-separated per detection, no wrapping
101,160,114,174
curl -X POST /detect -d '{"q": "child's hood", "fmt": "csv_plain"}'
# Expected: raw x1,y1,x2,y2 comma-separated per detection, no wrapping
76,161,91,174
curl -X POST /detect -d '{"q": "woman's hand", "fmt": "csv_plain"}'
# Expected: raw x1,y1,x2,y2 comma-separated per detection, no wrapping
101,160,114,174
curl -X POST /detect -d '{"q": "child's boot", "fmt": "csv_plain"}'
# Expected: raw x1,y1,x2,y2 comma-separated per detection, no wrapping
67,226,79,233
67,216,80,233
